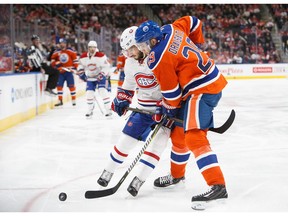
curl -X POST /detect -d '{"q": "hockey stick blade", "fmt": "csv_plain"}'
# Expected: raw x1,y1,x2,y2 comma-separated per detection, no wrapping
209,109,235,134
85,116,167,199
85,172,128,199
126,107,236,134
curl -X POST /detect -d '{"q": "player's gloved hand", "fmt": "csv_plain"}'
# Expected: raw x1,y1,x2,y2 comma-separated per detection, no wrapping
152,101,163,123
111,87,135,116
152,100,177,128
96,72,105,81
78,72,87,82
163,119,175,129
55,61,62,69
161,100,179,118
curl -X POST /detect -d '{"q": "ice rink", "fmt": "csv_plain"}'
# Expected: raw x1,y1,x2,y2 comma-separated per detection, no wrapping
0,78,288,213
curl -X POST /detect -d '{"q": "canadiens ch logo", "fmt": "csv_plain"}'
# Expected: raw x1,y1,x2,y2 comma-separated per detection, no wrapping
88,63,97,71
135,73,158,88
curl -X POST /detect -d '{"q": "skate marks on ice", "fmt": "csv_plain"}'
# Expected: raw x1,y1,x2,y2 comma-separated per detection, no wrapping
1,79,288,211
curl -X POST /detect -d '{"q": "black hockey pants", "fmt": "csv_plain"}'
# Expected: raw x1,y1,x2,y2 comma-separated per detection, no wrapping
41,63,59,89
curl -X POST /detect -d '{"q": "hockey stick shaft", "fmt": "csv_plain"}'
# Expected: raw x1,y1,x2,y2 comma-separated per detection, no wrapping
126,107,235,134
62,67,76,73
85,115,167,199
94,96,105,115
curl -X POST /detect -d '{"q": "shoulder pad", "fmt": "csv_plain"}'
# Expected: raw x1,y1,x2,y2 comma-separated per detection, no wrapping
80,52,88,58
95,52,105,57
67,47,77,53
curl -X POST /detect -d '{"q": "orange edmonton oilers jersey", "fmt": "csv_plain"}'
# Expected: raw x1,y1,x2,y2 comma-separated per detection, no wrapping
51,48,78,73
116,53,126,71
147,16,227,107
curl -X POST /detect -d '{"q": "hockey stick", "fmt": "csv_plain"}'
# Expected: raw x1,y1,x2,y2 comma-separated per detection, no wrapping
62,67,76,73
85,115,168,199
94,96,105,115
126,107,235,134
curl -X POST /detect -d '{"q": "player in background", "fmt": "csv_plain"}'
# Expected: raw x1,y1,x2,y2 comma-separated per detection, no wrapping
135,16,228,207
27,35,59,96
113,52,126,87
50,38,78,106
97,26,173,197
77,40,112,118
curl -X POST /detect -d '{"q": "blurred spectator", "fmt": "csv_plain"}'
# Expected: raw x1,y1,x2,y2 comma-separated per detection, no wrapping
282,31,288,55
232,52,243,64
7,4,287,69
14,42,30,73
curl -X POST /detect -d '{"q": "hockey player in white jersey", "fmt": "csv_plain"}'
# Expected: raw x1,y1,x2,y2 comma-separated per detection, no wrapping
97,26,173,197
77,40,112,117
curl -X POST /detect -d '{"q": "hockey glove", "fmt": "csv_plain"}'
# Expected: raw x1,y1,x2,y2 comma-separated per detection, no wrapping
152,101,176,128
152,101,163,123
161,100,179,118
55,61,62,69
111,87,135,116
96,72,105,81
79,73,87,82
163,119,175,129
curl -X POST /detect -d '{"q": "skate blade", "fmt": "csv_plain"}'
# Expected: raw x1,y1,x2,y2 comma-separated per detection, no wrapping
153,180,185,190
191,202,206,211
105,114,113,119
44,92,57,97
191,198,227,211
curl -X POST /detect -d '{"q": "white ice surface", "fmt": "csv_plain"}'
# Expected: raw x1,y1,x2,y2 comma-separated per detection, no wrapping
0,79,288,214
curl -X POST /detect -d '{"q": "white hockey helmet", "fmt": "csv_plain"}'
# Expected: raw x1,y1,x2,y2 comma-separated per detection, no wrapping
120,26,138,51
88,40,97,47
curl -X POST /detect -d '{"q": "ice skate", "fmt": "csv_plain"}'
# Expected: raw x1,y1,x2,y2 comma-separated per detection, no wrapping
127,176,145,197
85,110,93,118
191,184,228,210
97,169,113,187
105,110,112,117
54,100,63,106
86,104,95,118
44,88,57,96
154,174,185,188
72,100,76,106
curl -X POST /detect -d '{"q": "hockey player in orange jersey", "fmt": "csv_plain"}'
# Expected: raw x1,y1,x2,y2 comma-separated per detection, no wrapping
50,38,79,106
153,16,206,189
135,16,228,209
114,52,126,87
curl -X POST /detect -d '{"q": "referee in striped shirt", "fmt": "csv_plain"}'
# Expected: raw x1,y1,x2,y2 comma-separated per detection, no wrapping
27,35,59,96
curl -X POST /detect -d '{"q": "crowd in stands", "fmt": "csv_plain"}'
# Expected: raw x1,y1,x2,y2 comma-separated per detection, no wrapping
268,4,288,55
1,4,287,74
10,4,147,73
152,4,284,64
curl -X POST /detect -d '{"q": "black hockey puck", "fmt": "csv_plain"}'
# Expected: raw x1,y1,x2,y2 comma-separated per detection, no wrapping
59,192,67,201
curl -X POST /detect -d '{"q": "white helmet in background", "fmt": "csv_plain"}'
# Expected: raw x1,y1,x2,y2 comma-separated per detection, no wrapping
120,26,138,51
88,40,97,47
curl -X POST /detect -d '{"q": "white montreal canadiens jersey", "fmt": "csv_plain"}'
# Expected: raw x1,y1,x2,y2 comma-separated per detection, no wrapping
122,57,162,112
78,52,111,81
